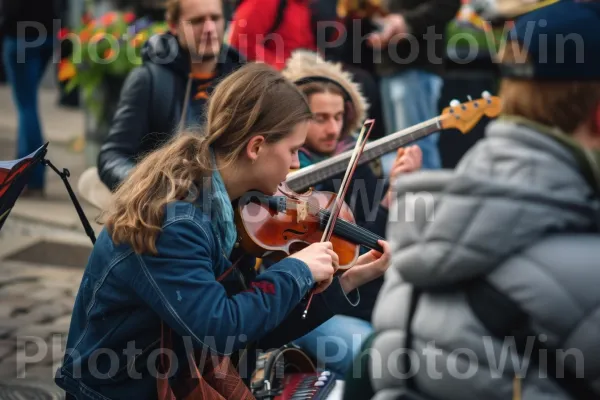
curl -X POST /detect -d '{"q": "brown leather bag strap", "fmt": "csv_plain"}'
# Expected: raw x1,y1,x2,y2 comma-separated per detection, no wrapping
157,256,255,399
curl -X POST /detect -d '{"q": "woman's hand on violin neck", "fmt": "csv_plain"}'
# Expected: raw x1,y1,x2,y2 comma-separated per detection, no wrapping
289,242,338,288
340,240,392,293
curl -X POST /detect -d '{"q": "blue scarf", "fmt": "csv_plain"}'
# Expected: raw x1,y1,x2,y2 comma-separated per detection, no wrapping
206,151,238,259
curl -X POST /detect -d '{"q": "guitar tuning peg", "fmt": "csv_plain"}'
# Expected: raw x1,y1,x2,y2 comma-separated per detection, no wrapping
482,91,491,99
467,95,473,101
450,99,461,107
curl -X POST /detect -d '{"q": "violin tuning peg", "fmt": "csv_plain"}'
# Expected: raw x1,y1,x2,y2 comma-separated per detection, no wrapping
449,99,461,107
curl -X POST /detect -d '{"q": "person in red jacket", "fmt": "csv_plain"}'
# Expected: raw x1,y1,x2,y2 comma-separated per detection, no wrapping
228,0,318,71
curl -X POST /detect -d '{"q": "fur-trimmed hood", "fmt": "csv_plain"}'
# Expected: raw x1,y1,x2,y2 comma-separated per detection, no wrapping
281,50,369,136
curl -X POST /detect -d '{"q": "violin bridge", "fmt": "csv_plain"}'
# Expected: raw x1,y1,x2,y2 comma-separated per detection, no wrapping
297,201,308,222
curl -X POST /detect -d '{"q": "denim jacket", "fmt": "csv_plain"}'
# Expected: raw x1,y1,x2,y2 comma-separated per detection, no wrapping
55,201,359,399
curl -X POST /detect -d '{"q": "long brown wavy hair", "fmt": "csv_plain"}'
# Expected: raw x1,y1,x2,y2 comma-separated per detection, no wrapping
100,63,312,255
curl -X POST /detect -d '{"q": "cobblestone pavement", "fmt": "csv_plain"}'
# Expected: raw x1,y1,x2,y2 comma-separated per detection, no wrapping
0,259,82,384
0,213,92,393
0,261,82,381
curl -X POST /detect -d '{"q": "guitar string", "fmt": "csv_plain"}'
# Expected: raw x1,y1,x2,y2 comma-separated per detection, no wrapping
287,118,440,191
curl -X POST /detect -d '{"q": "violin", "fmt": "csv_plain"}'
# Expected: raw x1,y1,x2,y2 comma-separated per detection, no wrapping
234,182,384,270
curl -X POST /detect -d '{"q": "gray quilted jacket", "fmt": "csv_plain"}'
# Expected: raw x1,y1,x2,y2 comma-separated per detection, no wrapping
369,118,600,400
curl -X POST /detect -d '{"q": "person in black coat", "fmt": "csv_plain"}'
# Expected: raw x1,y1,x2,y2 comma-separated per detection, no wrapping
96,0,245,192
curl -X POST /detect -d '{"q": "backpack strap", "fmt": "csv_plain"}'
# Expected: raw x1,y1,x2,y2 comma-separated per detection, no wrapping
465,279,597,400
234,0,287,35
269,0,287,35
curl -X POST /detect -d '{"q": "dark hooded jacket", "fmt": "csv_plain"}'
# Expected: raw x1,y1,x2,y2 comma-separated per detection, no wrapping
97,32,245,191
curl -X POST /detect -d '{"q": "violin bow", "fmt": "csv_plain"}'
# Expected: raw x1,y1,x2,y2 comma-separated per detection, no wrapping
302,119,376,319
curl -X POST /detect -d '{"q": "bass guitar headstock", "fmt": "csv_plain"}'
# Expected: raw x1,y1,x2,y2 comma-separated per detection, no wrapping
440,91,503,134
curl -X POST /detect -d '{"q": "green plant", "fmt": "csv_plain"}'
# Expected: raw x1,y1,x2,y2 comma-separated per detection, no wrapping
58,11,168,118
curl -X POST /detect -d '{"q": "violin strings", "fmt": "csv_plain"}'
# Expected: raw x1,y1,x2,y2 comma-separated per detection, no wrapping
282,196,384,248
278,203,383,247
284,197,383,243
320,212,383,245
288,200,381,239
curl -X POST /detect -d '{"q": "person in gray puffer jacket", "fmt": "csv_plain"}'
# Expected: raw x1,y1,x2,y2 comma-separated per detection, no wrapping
345,1,600,400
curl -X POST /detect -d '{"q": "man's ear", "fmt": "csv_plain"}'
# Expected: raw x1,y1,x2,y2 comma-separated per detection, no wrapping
246,136,266,163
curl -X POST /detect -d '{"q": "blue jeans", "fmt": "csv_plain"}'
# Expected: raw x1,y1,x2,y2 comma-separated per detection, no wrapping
379,69,443,176
293,315,374,377
2,35,54,189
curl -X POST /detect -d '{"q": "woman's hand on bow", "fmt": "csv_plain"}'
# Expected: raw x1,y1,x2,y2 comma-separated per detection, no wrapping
339,240,391,294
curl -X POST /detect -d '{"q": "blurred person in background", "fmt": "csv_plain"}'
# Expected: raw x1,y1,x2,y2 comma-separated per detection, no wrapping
0,0,60,197
97,0,245,192
227,0,388,141
347,1,600,399
79,0,245,209
366,0,461,175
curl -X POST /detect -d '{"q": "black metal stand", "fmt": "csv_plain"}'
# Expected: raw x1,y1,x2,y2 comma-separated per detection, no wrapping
43,159,97,245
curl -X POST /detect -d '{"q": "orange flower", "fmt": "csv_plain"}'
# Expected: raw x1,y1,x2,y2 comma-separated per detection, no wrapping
80,30,91,42
100,12,118,26
104,49,116,59
58,60,76,81
90,32,107,44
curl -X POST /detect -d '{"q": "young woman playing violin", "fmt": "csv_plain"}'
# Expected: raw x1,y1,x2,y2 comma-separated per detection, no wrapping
55,62,392,400
280,50,423,377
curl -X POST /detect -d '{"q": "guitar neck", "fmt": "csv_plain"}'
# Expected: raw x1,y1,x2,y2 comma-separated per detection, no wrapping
287,117,442,192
